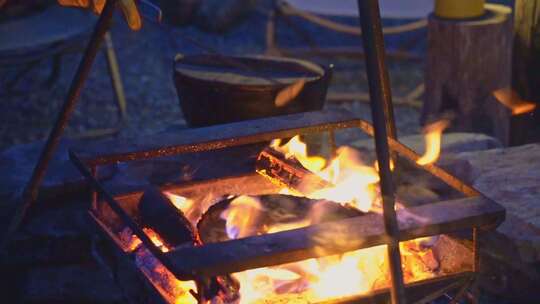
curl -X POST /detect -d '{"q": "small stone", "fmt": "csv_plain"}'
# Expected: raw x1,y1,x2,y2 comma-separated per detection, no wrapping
456,144,540,262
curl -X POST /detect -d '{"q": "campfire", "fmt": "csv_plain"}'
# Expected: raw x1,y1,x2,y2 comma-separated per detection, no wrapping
60,3,503,303
118,133,453,304
69,110,504,304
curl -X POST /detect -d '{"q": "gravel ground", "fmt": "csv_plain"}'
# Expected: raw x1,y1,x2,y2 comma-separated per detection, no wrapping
0,4,424,151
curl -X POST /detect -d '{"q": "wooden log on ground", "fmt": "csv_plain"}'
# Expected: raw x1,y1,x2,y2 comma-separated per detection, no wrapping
421,4,515,145
166,196,505,279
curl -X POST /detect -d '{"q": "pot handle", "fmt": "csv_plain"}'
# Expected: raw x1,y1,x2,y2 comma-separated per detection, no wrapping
322,64,334,88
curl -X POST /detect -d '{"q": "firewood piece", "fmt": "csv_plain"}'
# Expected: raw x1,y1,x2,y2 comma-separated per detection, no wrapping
138,187,239,302
256,147,333,195
197,194,364,243
422,4,514,144
166,196,505,279
138,187,198,248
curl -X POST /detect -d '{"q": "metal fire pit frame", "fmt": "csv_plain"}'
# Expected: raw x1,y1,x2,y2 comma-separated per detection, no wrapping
69,109,505,304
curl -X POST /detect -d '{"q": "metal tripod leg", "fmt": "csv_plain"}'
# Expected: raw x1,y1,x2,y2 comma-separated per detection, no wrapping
104,31,128,123
0,0,119,255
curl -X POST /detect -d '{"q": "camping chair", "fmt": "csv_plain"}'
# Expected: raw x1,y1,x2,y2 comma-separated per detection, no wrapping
0,6,127,139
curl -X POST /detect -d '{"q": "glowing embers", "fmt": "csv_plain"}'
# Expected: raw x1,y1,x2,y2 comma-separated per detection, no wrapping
119,227,197,304
267,136,381,212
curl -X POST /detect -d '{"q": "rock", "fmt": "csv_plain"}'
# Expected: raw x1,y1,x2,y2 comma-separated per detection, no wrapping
396,184,440,207
194,0,258,33
455,144,540,262
0,131,261,202
22,264,124,304
396,155,474,200
351,132,502,156
1,198,96,267
454,144,540,302
0,139,116,202
432,235,473,274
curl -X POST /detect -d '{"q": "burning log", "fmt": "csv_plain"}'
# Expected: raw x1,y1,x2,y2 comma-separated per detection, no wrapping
197,194,364,244
138,187,239,302
138,187,199,248
256,147,333,196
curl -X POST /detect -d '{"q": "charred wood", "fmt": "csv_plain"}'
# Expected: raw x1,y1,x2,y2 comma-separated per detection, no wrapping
256,147,332,196
138,187,239,302
138,187,198,248
197,194,364,244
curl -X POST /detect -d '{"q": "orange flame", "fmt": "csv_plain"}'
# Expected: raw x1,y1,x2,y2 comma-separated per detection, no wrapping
271,137,326,172
272,136,381,212
493,88,537,115
220,195,265,239
164,192,200,225
416,119,450,166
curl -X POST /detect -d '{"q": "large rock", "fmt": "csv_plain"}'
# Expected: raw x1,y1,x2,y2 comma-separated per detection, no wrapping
455,144,540,302
351,132,502,155
0,139,115,201
456,144,540,261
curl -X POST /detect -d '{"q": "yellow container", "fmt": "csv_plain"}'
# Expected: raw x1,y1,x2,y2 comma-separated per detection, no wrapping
435,0,485,19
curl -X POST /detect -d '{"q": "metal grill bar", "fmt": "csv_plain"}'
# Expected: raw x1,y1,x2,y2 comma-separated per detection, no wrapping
357,0,406,302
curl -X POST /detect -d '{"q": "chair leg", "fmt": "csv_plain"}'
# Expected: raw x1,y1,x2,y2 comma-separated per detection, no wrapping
265,10,278,55
104,31,128,123
44,54,62,88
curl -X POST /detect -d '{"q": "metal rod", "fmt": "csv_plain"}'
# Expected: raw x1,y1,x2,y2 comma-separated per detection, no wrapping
91,165,98,211
329,130,337,158
472,228,480,272
0,0,118,254
357,1,406,303
357,0,398,140
104,31,128,122
471,228,481,304
69,150,177,275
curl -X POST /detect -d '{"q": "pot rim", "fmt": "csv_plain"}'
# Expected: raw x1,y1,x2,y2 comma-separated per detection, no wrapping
173,53,326,90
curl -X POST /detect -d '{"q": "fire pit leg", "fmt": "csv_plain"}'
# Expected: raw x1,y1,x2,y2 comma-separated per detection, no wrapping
357,1,406,304
0,0,119,254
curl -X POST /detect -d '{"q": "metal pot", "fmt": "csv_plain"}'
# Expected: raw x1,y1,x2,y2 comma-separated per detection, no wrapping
173,54,332,127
